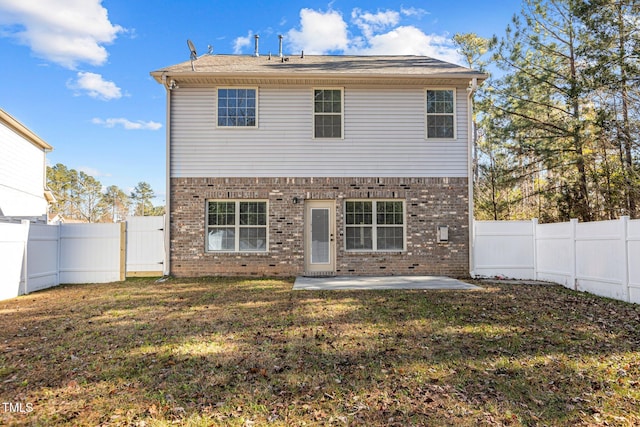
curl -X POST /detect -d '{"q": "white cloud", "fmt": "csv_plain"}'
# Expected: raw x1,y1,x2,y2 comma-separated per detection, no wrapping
68,72,121,100
351,9,400,38
78,166,110,177
286,8,349,54
92,117,162,131
400,7,429,18
0,0,124,69
233,31,252,54
350,26,461,64
284,7,461,64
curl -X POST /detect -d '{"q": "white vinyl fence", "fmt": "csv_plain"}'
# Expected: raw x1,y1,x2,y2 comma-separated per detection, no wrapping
0,216,164,301
474,217,640,304
0,221,29,301
59,222,125,284
126,216,165,276
27,223,60,292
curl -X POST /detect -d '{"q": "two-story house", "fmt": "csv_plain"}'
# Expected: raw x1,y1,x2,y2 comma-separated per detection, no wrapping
0,108,54,223
151,50,485,278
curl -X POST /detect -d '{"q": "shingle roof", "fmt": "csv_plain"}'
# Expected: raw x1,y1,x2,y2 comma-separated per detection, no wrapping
151,54,486,83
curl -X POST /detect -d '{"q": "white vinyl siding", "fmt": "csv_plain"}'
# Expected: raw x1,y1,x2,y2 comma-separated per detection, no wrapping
0,122,48,217
169,85,469,178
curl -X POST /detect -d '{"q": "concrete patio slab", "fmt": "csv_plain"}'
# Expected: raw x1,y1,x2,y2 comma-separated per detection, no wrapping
293,275,480,291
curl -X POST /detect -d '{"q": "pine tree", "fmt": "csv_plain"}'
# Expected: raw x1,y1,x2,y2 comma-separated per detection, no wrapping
47,163,79,219
102,185,131,222
487,0,594,221
131,182,156,216
574,0,640,218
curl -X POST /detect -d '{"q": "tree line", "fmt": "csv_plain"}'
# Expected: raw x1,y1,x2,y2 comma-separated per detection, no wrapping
47,163,165,223
455,0,639,222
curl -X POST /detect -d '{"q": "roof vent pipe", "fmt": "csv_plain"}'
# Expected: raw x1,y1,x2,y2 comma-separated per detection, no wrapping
254,34,260,57
278,35,283,58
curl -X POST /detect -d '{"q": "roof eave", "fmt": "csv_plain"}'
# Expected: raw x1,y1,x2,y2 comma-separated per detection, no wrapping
150,70,488,85
0,109,53,151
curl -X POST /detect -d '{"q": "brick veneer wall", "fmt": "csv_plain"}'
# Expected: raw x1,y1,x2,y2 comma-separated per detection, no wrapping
170,177,469,277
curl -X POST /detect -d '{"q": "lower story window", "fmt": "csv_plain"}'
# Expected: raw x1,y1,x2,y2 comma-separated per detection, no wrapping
207,200,267,252
345,200,405,251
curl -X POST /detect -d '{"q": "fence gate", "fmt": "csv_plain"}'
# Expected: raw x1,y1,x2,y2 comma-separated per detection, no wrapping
126,216,165,277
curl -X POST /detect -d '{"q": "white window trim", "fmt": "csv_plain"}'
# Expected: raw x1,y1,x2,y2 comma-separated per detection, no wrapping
344,199,407,252
312,87,344,140
205,199,269,253
425,87,456,141
215,87,259,129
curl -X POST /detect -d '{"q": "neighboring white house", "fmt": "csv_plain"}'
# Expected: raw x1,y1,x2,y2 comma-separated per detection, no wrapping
151,44,486,278
0,108,54,223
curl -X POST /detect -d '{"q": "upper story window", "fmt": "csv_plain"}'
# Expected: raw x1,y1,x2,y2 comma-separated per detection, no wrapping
426,89,455,139
207,200,267,252
217,88,257,127
345,200,405,252
314,88,343,138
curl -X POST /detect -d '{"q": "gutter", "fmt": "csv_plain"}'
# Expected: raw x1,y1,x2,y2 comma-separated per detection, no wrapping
150,70,488,85
467,78,478,278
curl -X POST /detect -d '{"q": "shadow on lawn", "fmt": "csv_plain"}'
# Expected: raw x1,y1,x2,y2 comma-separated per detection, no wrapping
1,277,639,426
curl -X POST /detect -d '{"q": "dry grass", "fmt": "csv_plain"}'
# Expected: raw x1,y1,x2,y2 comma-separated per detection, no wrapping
1,277,639,426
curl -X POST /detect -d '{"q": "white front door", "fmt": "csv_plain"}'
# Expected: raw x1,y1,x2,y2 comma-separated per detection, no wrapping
304,200,336,275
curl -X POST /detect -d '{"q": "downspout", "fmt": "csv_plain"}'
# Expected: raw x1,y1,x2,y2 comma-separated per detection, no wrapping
162,74,172,276
467,78,478,278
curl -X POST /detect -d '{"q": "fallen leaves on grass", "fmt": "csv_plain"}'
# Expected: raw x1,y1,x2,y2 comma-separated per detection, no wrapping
0,277,639,426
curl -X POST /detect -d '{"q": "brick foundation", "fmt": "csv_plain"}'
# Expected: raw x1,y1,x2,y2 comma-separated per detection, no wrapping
170,177,469,277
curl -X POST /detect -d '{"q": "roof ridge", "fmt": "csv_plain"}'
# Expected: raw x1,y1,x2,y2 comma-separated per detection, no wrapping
150,54,487,83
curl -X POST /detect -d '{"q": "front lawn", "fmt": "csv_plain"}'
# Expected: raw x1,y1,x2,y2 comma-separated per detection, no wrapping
1,277,639,426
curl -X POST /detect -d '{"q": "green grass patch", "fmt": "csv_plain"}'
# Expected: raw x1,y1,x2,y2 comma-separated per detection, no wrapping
0,278,639,425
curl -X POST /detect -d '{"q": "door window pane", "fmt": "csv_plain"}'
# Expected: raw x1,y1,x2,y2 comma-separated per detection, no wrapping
311,208,330,263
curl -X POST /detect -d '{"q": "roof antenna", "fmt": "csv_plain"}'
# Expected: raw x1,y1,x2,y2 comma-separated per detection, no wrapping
187,39,197,71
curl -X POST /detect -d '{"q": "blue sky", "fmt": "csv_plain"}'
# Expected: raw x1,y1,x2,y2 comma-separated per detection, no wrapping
0,0,518,205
